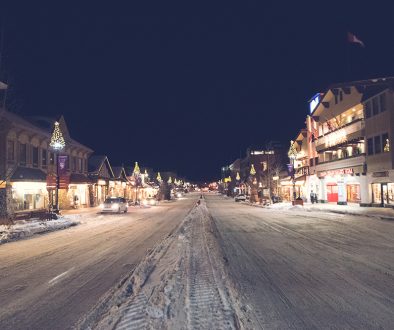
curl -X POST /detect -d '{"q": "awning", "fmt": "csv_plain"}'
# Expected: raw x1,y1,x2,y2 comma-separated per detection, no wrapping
11,167,47,182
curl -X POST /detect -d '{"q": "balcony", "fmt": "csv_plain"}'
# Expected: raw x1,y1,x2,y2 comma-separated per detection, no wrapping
315,119,365,152
315,154,366,173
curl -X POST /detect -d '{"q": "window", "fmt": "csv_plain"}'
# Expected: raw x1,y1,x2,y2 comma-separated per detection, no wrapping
365,101,371,118
32,147,39,167
380,94,386,112
334,94,338,104
42,149,47,167
372,97,379,116
78,158,83,172
339,90,343,101
367,138,374,155
374,135,382,154
19,143,27,166
73,157,77,172
65,155,70,170
382,133,389,152
7,140,15,161
49,152,55,165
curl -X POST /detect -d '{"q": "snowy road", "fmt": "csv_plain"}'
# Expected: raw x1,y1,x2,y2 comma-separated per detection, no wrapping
207,195,394,329
0,196,197,330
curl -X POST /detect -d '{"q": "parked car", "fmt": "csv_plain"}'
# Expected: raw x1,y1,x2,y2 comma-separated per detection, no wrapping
100,197,128,213
235,194,246,202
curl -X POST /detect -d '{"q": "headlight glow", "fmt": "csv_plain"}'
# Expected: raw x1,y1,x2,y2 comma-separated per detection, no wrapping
111,203,119,209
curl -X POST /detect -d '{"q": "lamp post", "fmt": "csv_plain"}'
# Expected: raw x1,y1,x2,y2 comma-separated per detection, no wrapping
288,140,298,201
49,121,66,213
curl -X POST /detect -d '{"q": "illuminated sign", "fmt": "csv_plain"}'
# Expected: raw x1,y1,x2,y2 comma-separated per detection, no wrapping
319,168,354,177
309,93,322,114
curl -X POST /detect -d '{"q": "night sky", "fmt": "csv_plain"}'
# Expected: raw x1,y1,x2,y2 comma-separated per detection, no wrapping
1,2,394,181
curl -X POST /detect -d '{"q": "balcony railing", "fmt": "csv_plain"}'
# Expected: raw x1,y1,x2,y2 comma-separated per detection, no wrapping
315,119,365,151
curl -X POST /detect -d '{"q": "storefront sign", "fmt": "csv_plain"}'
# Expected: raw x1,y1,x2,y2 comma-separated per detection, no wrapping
319,168,354,177
372,171,389,178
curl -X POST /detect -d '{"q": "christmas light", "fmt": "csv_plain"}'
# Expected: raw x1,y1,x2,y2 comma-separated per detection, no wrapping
250,164,256,176
133,162,140,174
50,121,65,150
384,139,390,152
168,176,172,184
157,172,162,181
236,172,240,180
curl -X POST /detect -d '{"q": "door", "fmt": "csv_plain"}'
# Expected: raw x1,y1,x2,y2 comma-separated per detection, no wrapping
327,184,338,203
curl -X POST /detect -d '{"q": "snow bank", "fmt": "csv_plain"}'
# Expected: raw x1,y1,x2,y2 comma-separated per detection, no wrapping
0,217,80,244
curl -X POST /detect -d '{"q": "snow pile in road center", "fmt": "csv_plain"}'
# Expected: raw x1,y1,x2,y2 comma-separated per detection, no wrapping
77,200,245,330
0,216,80,244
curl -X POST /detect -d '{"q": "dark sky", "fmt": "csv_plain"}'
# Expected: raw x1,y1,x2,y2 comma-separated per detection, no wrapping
1,1,394,181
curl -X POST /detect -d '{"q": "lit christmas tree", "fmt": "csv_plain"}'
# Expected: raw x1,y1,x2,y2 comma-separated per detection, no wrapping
133,162,141,175
168,176,172,184
236,172,240,180
250,164,256,176
49,121,65,150
157,172,162,182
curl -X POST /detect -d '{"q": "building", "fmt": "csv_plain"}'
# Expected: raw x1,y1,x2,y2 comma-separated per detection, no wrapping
88,155,114,206
305,77,394,206
0,110,93,217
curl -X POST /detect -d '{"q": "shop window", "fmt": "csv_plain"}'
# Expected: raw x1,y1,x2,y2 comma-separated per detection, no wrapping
365,101,371,118
42,149,47,167
372,97,379,116
19,143,27,166
374,135,382,154
32,147,39,168
7,140,15,162
367,138,374,155
380,94,386,112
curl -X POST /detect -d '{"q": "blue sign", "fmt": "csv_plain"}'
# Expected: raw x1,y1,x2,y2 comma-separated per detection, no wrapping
309,93,321,114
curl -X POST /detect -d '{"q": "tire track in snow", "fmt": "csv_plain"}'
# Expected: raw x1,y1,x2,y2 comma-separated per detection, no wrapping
186,205,237,330
115,292,148,330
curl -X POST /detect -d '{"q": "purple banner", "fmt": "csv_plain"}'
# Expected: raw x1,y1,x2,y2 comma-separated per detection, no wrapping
58,155,68,176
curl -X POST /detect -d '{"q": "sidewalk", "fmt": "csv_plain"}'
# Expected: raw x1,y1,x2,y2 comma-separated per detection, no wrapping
266,201,394,220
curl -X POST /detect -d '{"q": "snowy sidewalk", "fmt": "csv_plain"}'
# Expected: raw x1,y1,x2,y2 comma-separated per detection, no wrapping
265,201,394,220
78,201,244,330
0,217,80,245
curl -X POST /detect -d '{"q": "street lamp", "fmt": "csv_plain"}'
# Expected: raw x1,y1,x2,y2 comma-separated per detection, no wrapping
288,140,298,201
49,121,66,213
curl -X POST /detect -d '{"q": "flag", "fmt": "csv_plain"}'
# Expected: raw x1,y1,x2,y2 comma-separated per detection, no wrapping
347,32,365,47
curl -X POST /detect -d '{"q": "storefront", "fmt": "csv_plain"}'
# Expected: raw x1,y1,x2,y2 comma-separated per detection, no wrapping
9,167,49,212
317,166,365,204
370,171,394,206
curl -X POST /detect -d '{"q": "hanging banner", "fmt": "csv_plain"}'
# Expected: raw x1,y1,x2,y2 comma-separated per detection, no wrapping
58,155,68,176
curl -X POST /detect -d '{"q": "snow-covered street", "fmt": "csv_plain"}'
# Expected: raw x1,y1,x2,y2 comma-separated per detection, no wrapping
0,195,197,330
207,194,394,329
2,193,394,329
